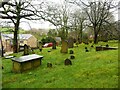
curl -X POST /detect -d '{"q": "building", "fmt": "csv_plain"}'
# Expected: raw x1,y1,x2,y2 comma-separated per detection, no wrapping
1,34,37,52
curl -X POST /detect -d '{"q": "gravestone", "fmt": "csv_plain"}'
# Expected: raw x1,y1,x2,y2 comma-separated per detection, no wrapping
69,50,74,54
70,55,75,59
85,47,87,49
52,40,56,49
75,41,79,47
48,50,51,52
64,59,72,65
85,49,89,52
106,44,109,47
31,49,35,54
91,45,94,47
61,40,68,53
39,41,42,52
23,44,29,55
47,62,52,68
2,66,4,69
68,37,74,48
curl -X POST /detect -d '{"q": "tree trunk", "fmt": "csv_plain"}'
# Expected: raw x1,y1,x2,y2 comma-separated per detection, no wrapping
93,26,98,44
94,33,98,44
13,22,19,53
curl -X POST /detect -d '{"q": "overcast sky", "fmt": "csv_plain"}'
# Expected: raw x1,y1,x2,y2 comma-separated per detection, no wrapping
0,0,119,30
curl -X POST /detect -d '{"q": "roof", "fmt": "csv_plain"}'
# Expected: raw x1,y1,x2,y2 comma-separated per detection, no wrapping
2,34,33,40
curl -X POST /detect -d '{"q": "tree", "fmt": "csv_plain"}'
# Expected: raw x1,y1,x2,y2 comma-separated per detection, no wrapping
71,0,116,44
39,0,71,53
70,9,87,43
0,0,43,53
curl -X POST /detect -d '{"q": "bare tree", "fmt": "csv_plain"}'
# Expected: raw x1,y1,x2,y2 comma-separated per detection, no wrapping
70,9,87,43
71,0,116,44
0,0,43,53
39,0,71,53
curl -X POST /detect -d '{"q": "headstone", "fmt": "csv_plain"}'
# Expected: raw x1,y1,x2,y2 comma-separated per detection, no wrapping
23,44,29,55
64,59,72,65
2,66,4,69
85,47,87,49
85,49,89,52
39,42,42,52
48,50,51,52
91,45,94,47
75,41,79,47
47,62,52,68
68,37,74,48
61,40,68,53
31,49,35,54
69,50,74,54
106,44,109,47
70,55,75,59
52,40,56,49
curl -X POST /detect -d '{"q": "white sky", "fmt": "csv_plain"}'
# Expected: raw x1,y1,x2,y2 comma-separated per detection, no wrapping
0,0,119,30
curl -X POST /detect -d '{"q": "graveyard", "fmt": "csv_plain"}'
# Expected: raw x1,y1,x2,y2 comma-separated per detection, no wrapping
2,40,118,88
0,0,119,88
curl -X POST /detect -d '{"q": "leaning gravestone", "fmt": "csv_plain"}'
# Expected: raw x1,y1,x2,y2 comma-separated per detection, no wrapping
68,37,74,48
23,44,29,55
61,40,68,53
64,59,72,65
39,41,42,52
52,40,56,49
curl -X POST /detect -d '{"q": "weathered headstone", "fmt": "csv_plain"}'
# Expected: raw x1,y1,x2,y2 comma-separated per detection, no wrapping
47,62,52,68
39,41,42,52
64,59,72,65
91,45,94,47
75,41,79,47
69,50,74,54
23,44,29,55
70,55,75,59
106,44,109,47
2,66,4,69
52,40,56,49
85,49,89,52
85,47,87,49
48,50,51,52
68,37,74,48
61,40,68,53
31,49,35,54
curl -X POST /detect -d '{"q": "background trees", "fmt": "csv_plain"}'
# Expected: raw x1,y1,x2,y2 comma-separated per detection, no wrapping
70,0,117,44
0,0,43,53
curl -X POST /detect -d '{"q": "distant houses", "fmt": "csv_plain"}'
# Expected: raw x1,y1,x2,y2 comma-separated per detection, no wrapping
1,34,37,52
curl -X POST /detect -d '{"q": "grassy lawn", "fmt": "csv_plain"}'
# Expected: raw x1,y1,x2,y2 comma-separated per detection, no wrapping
2,41,118,88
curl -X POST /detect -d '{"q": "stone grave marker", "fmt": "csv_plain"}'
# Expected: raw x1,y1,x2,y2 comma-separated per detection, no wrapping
70,55,75,59
52,40,56,49
39,41,42,52
23,44,29,55
47,62,52,68
106,44,109,47
69,50,74,54
61,40,68,53
64,58,72,65
68,37,74,48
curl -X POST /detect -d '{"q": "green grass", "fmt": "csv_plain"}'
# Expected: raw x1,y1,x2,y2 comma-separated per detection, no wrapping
2,41,118,88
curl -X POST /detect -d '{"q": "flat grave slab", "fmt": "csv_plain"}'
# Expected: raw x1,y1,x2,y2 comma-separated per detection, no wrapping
11,54,43,73
96,46,118,51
